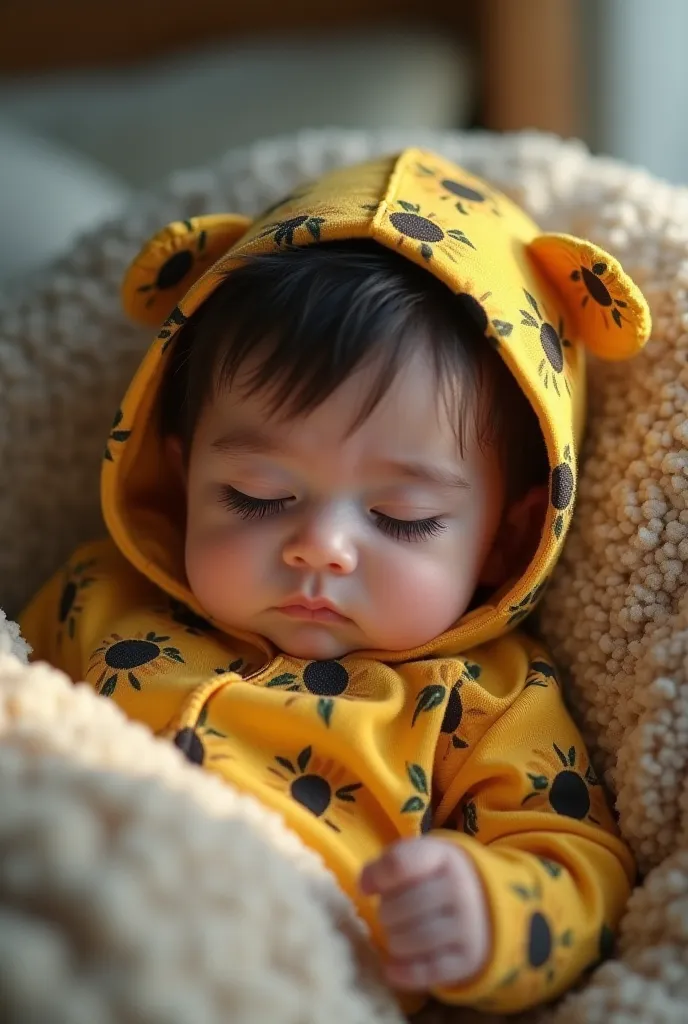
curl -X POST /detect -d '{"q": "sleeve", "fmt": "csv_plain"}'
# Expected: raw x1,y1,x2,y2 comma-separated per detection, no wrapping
19,538,161,684
428,649,636,1013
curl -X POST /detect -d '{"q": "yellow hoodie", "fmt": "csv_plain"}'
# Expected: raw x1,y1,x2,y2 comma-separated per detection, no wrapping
21,150,651,1014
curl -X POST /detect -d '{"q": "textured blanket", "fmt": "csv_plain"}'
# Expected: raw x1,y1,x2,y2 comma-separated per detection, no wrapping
1,129,686,1024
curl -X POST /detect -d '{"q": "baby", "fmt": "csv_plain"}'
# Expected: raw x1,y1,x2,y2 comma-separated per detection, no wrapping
22,150,651,1014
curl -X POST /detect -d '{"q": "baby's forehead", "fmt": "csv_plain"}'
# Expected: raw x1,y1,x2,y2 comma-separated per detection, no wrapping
203,348,488,467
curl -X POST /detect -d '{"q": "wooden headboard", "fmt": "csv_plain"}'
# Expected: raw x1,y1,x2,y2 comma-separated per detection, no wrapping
0,0,580,137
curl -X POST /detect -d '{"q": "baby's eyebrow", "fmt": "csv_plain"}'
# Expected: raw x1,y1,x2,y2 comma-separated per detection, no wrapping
378,459,471,490
210,428,284,456
210,431,470,489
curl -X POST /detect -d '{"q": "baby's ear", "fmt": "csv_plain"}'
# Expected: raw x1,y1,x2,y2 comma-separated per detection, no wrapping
527,233,652,360
164,434,186,488
481,485,549,588
121,213,253,327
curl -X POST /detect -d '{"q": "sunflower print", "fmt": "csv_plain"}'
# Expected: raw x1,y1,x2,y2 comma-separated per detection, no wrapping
387,200,475,263
520,290,573,399
104,408,131,462
88,631,185,697
266,746,362,832
522,742,603,824
569,259,631,330
165,599,214,636
507,578,551,625
158,305,188,352
263,660,354,726
259,213,327,248
550,444,575,540
56,558,97,644
460,794,479,837
413,160,501,217
135,220,210,309
173,704,231,768
485,875,576,1002
524,659,560,690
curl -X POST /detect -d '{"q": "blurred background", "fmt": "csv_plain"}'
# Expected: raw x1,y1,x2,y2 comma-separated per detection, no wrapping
0,0,682,282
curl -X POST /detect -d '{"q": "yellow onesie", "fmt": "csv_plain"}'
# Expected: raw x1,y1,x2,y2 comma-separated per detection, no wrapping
21,149,652,1014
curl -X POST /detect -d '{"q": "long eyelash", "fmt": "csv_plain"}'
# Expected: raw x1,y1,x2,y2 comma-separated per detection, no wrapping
374,514,446,542
219,486,288,520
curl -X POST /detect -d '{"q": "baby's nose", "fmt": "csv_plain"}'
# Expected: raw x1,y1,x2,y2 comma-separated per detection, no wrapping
282,525,358,575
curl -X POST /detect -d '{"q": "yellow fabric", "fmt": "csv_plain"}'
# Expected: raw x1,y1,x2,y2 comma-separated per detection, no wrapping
21,149,651,1013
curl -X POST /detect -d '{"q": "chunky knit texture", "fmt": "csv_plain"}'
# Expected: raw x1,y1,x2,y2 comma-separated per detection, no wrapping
1,129,686,1023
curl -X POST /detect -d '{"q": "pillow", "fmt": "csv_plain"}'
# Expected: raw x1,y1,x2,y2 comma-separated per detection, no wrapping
0,118,130,282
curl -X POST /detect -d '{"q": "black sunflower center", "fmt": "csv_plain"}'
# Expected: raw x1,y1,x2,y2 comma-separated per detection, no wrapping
105,639,160,670
291,774,331,817
59,581,77,623
303,661,349,696
174,727,204,766
551,462,575,510
441,179,485,202
156,250,194,290
441,686,463,734
540,323,564,372
581,266,612,306
389,212,444,242
549,769,590,819
528,912,553,968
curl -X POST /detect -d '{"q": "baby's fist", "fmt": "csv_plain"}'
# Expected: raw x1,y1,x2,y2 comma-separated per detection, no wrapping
360,837,490,992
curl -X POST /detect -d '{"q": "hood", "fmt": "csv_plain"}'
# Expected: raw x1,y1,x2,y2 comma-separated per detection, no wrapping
104,148,651,660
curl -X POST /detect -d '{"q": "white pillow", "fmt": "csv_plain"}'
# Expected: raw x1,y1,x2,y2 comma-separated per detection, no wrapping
0,119,130,282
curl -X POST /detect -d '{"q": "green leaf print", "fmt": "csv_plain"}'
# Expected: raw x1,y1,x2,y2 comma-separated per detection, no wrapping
266,673,298,688
399,200,420,213
127,672,141,691
335,783,363,802
317,698,334,727
101,675,117,698
401,796,425,814
306,217,325,241
406,763,429,795
297,746,312,773
524,290,542,319
511,884,530,900
420,242,433,261
538,857,563,879
412,684,446,726
446,228,475,248
527,772,549,791
553,744,568,767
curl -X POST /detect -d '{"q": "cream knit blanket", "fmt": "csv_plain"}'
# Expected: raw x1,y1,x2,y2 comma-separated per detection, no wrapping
1,130,686,1024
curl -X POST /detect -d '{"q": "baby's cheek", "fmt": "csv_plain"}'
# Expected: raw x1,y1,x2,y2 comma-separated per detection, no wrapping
371,553,475,649
185,526,260,621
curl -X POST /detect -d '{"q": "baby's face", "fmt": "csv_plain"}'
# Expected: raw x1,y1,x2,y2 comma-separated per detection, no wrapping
182,346,505,660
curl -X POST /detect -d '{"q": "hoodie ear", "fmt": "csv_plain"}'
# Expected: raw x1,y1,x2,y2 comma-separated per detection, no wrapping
527,232,652,361
121,213,253,327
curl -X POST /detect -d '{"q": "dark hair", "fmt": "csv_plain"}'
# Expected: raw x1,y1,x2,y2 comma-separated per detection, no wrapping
160,241,547,500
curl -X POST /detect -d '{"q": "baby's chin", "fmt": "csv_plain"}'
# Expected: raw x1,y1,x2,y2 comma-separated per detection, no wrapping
266,623,362,661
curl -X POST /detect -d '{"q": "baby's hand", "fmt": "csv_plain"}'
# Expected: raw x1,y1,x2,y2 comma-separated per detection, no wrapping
360,837,490,992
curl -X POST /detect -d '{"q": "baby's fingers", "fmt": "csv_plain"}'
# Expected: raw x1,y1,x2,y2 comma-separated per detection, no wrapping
386,912,461,960
361,838,447,896
384,948,475,992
